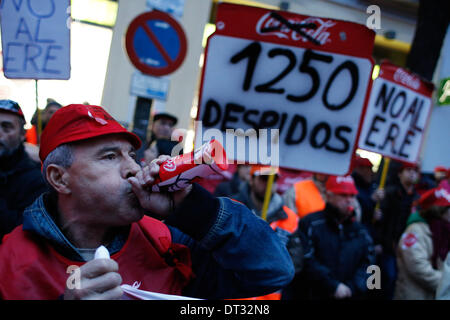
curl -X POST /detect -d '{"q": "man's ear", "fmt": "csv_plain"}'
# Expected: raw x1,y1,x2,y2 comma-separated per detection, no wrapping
46,164,71,194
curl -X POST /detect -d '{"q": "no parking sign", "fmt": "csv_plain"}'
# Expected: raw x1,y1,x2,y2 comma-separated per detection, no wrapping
195,3,375,175
125,10,187,76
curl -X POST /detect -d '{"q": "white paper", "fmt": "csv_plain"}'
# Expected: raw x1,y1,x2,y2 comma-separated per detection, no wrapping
121,282,201,300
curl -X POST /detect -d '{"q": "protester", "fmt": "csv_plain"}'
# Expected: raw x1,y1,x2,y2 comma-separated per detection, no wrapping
0,100,48,242
395,187,450,299
377,162,420,299
297,175,375,300
214,164,250,197
351,155,384,241
231,164,303,299
352,156,384,223
26,99,62,145
0,104,294,300
149,111,178,143
135,111,179,163
283,173,328,218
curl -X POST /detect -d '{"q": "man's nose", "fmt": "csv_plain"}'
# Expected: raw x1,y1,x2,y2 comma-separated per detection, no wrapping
123,155,141,179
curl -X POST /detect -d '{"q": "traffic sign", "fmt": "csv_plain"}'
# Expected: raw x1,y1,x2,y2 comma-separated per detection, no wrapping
125,10,187,76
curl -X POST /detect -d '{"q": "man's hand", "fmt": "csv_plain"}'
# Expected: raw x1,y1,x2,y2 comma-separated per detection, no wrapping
373,208,383,221
334,283,352,299
371,188,385,202
64,259,123,300
374,244,383,255
128,155,193,217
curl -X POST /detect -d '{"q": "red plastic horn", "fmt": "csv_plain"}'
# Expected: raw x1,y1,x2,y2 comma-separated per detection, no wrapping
152,139,228,192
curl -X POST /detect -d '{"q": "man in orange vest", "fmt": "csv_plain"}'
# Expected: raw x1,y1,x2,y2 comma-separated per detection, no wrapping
232,164,303,300
283,173,329,218
0,104,295,300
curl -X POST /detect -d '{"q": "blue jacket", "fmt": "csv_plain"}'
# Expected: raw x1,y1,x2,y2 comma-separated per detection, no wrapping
298,204,375,299
0,145,47,241
20,183,294,299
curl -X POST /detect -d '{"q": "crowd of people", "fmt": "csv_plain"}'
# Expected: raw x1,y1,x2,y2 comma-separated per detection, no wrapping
0,99,449,300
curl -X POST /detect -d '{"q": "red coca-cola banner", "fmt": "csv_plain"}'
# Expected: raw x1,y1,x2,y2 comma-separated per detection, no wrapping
214,3,375,57
377,60,434,97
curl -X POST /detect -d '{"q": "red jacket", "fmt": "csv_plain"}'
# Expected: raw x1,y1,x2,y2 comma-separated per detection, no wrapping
0,216,193,299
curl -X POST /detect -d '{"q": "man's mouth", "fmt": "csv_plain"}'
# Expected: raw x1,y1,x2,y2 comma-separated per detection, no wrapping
126,189,140,208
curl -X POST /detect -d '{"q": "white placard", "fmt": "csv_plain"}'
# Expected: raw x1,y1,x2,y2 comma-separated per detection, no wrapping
196,35,372,174
0,0,71,79
194,4,375,175
359,65,433,164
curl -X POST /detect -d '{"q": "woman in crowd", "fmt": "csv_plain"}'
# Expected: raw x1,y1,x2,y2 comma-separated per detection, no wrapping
395,187,450,299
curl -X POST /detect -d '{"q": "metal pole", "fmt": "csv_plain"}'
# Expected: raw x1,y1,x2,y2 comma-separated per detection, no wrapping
35,80,42,139
261,169,276,221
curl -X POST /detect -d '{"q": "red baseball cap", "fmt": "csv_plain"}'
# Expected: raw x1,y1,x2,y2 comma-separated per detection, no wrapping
326,175,358,195
418,187,450,210
353,155,373,168
39,104,141,162
434,166,447,173
399,162,419,172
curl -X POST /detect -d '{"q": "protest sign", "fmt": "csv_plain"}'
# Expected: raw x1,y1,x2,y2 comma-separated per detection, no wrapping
0,0,71,79
194,3,375,175
359,61,434,164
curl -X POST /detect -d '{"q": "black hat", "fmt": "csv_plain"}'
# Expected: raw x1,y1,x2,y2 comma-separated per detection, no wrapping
153,112,178,125
0,99,25,120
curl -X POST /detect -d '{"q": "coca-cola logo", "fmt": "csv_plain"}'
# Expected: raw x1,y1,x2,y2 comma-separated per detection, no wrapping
393,68,420,90
256,12,336,45
163,159,177,172
402,233,417,248
336,176,354,184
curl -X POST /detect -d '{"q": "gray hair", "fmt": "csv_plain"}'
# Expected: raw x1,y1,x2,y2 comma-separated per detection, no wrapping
42,144,74,190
